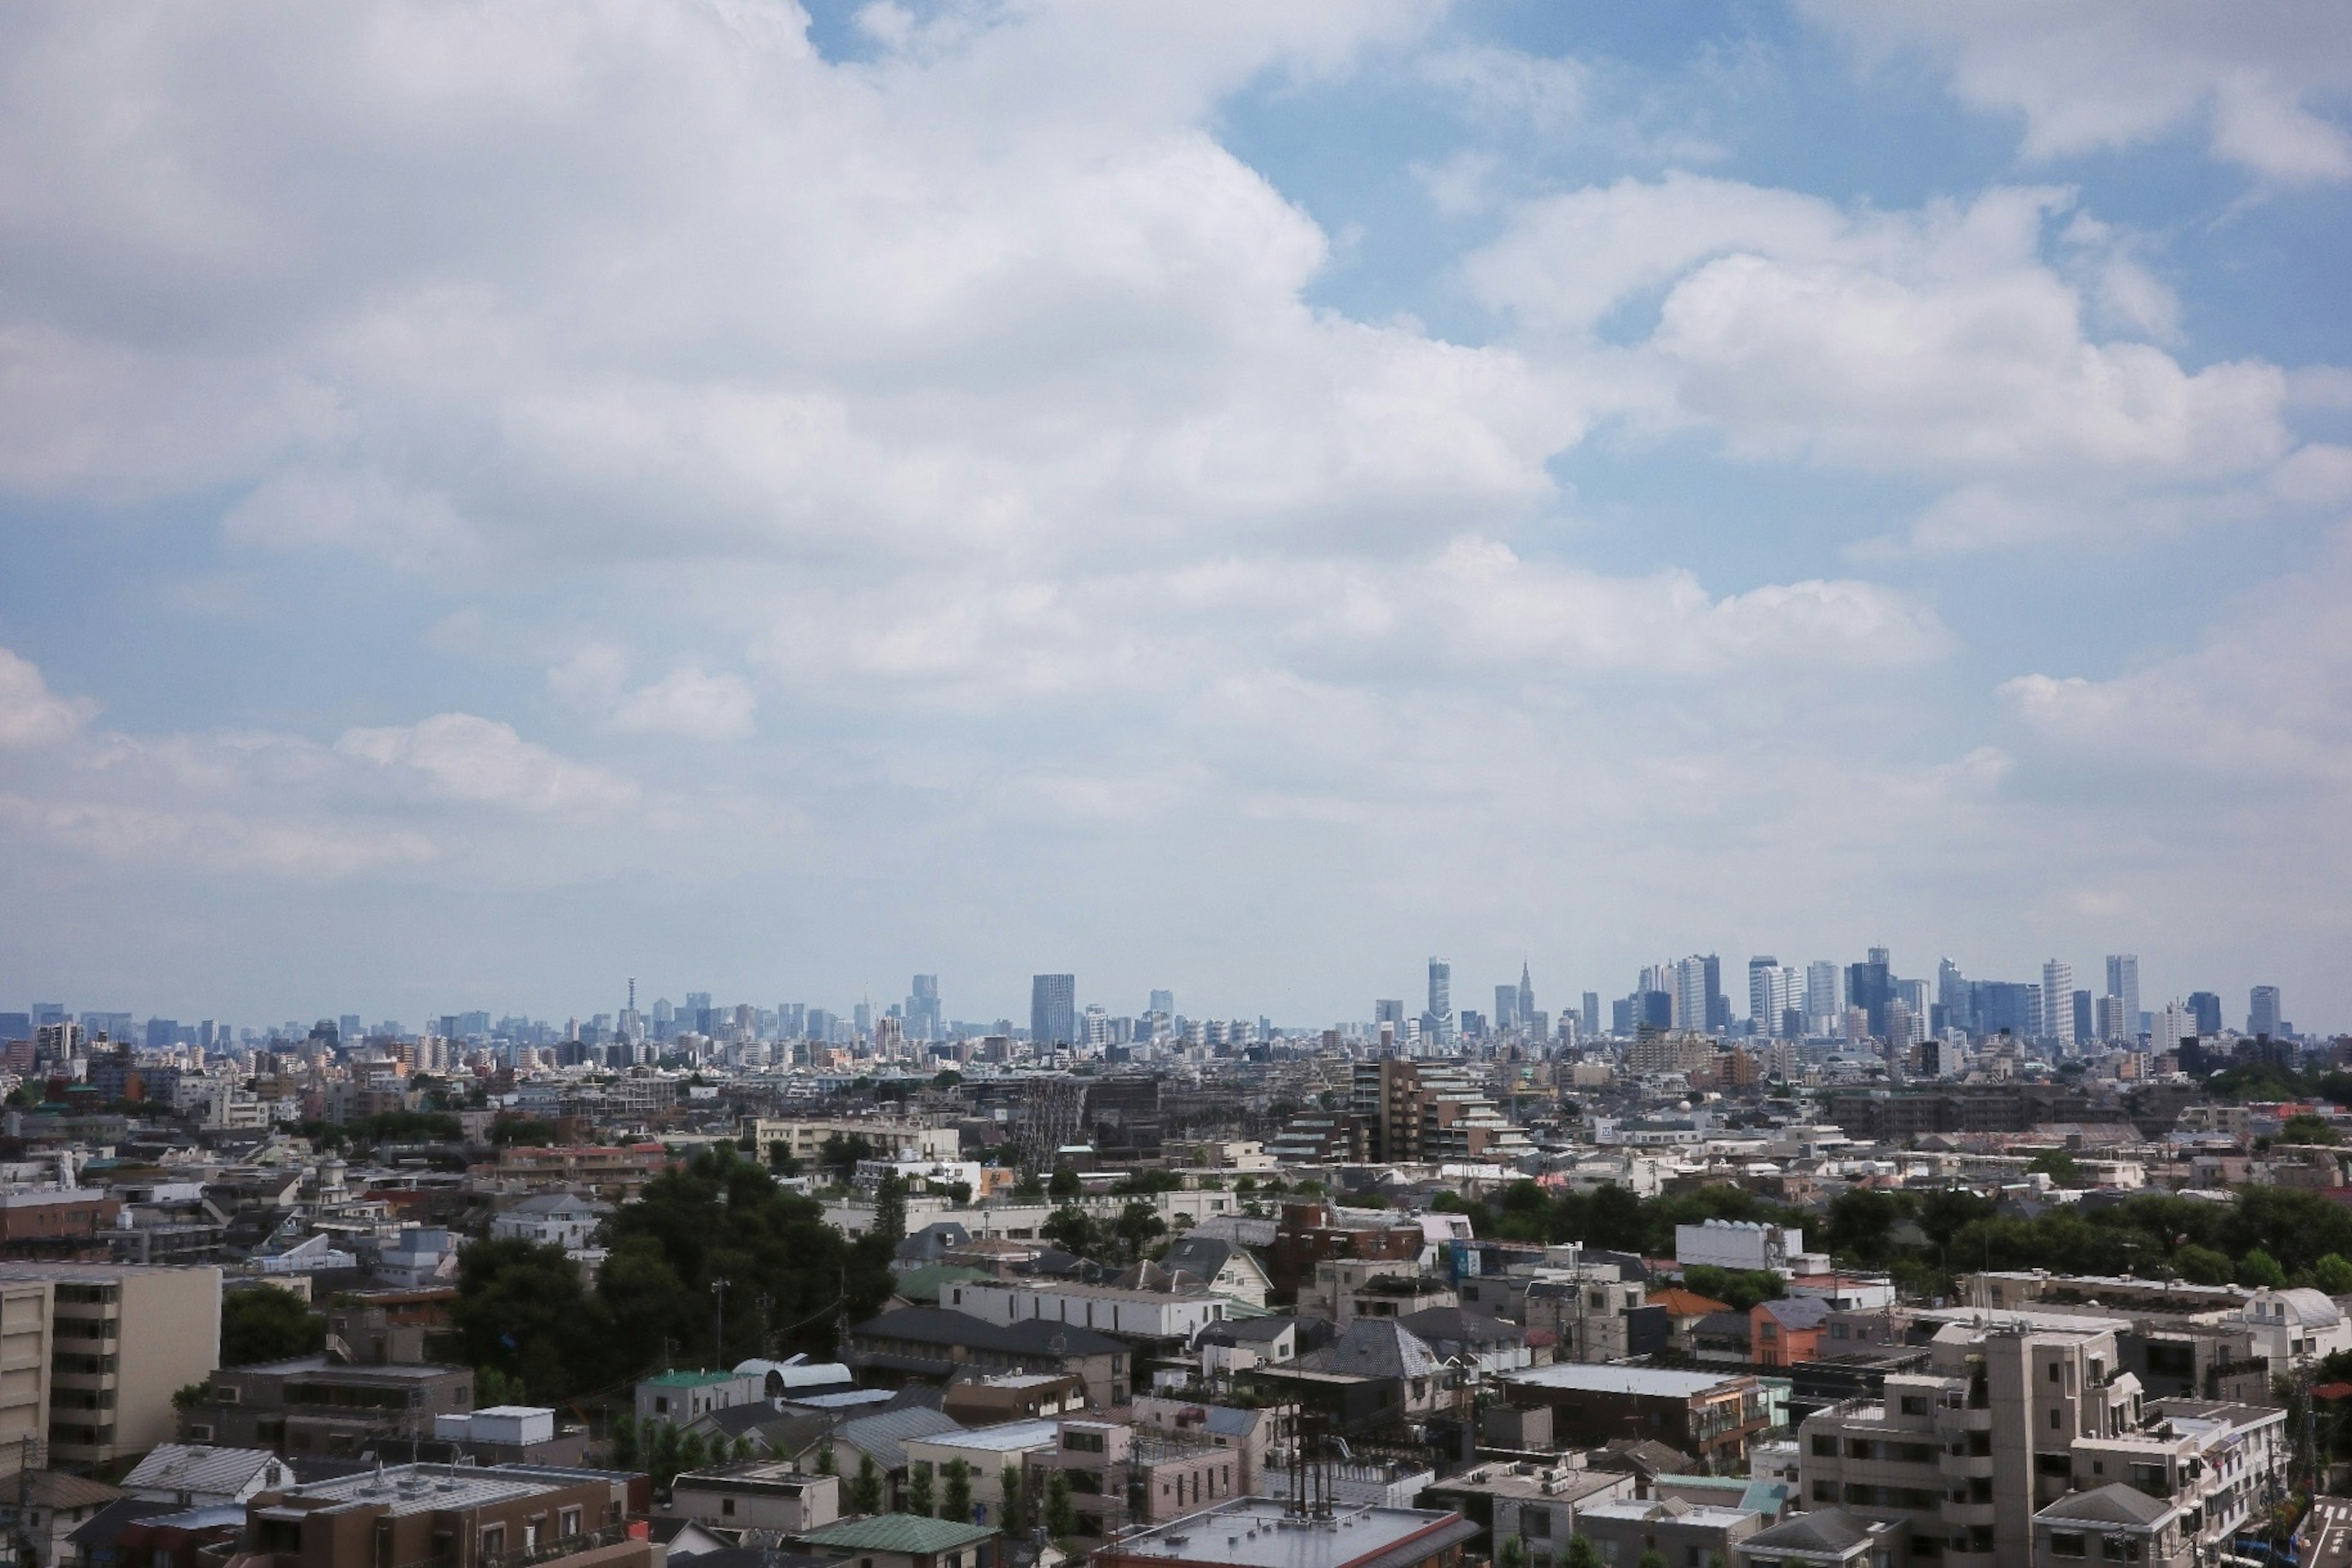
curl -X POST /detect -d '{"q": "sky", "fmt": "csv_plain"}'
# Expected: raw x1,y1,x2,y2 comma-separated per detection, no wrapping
2,0,2351,1032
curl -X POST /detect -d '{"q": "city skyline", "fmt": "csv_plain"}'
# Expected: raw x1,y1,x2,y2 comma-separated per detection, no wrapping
3,3,2350,1021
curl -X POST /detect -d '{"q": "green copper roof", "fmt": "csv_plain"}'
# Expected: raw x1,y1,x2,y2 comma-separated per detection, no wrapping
796,1514,998,1555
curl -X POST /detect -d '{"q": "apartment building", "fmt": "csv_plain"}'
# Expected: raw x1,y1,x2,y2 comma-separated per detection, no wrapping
942,1280,1228,1343
747,1117,962,1166
0,1262,221,1469
1025,1417,1243,1540
1348,1061,1532,1166
1796,1313,2285,1568
183,1355,473,1458
242,1461,651,1568
0,1277,51,1473
1499,1365,1769,1468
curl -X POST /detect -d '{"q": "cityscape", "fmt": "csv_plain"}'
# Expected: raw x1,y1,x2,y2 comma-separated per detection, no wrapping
3,4,2351,1568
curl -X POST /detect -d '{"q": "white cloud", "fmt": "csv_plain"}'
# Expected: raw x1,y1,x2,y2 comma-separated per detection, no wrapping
1800,0,2352,183
1424,46,1589,134
610,668,756,741
336,714,638,813
1468,174,2307,548
0,646,97,747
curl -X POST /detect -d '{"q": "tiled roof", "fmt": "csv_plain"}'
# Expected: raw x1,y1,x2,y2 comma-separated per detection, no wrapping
122,1444,284,1500
795,1514,998,1554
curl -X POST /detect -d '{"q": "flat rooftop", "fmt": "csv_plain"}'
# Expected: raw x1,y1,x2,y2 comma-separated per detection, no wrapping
1107,1496,1477,1568
909,1419,1061,1453
1500,1365,1748,1398
254,1464,564,1520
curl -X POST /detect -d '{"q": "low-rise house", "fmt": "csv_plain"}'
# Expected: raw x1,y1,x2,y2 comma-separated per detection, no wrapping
488,1193,612,1251
941,1373,1086,1426
1090,1496,1478,1568
1420,1457,1636,1562
432,1404,590,1466
1752,1296,1831,1368
123,1445,293,1507
846,1307,1133,1407
903,1420,1058,1529
1575,1495,1768,1567
1298,1320,1450,1417
2236,1286,2352,1370
179,1356,474,1458
789,1513,997,1568
240,1461,653,1568
1732,1506,1904,1568
1158,1237,1273,1308
1396,1306,1531,1376
1128,1395,1278,1494
669,1462,841,1535
941,1280,1229,1344
1193,1316,1297,1381
0,1471,121,1568
1025,1416,1242,1540
1499,1365,1769,1469
638,1368,767,1428
2031,1483,2192,1568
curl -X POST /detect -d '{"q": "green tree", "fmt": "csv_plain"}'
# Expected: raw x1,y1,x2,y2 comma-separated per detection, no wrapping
2176,1245,2236,1284
454,1237,614,1402
815,1440,836,1475
2313,1254,2352,1295
874,1170,910,1246
908,1461,936,1518
1046,1470,1077,1540
1012,1172,1046,1200
609,1414,638,1469
1048,1164,1082,1199
850,1453,883,1514
1042,1205,1101,1259
1114,1200,1167,1262
769,1141,802,1176
1564,1538,1604,1568
650,1420,682,1488
1638,1553,1669,1568
820,1133,878,1183
492,1117,557,1147
1001,1466,1026,1537
2239,1248,2288,1289
2282,1115,2342,1146
1681,1266,1786,1313
172,1382,206,1412
2027,1152,2084,1188
1499,1537,1527,1568
676,1428,708,1477
222,1284,325,1366
943,1458,973,1523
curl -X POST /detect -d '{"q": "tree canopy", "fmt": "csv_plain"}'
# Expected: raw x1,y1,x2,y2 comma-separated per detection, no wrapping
222,1284,325,1366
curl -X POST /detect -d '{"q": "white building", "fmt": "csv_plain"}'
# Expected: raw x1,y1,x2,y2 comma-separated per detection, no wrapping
1675,1220,1802,1273
943,1280,1229,1340
2237,1287,2352,1368
488,1193,612,1251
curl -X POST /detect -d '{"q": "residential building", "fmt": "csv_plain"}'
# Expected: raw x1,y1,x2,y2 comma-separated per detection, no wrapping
1733,1507,1904,1568
1129,1396,1278,1496
1159,1236,1273,1308
845,1306,1132,1406
1499,1365,1768,1468
942,1280,1229,1343
240,1461,652,1568
2250,986,2283,1038
791,1513,998,1568
902,1421,1057,1529
181,1356,472,1458
2043,962,2076,1044
1676,1221,1803,1273
1091,1496,1477,1568
2234,1286,2352,1370
1753,1297,1830,1369
1576,1495,1767,1567
487,1194,612,1251
635,1368,765,1428
0,1263,221,1470
669,1462,841,1535
0,1471,120,1567
0,1276,51,1475
123,1444,294,1506
748,1117,963,1166
0,1191,124,1258
1032,976,1077,1049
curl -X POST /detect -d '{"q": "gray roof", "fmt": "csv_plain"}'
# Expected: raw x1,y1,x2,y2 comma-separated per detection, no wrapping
1757,1296,1832,1330
834,1406,963,1472
851,1305,1127,1357
123,1444,287,1499
1298,1319,1441,1381
1396,1306,1525,1349
1741,1507,1877,1553
2037,1483,2176,1526
1163,1235,1250,1282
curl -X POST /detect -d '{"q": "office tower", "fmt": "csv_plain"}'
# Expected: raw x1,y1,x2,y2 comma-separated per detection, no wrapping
1804,962,1840,1035
2096,995,2128,1042
2157,1001,2195,1055
2187,992,2222,1037
1031,973,1077,1047
1701,954,1727,1032
1747,958,1784,1034
1427,959,1454,1046
1936,958,1967,1035
144,1018,178,1050
2071,990,2092,1045
1847,956,1893,1039
1868,945,1890,967
0,1014,27,1044
2249,986,2283,1037
2103,956,2141,1039
30,1005,66,1031
851,1001,873,1038
1374,999,1406,1029
778,1002,807,1039
1517,964,1535,1031
1672,959,1708,1033
1638,990,1673,1031
2041,960,2075,1044
1149,989,1174,1018
1581,992,1600,1038
1494,985,1518,1033
338,1014,362,1046
906,975,941,1041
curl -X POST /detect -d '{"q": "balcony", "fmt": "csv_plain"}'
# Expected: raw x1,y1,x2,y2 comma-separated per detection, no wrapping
1936,1406,1992,1435
1937,1452,1996,1481
1941,1501,1998,1529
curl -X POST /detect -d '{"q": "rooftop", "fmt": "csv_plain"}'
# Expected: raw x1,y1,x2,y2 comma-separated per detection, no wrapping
908,1419,1061,1453
794,1514,999,1555
1500,1365,1749,1399
1104,1496,1479,1568
251,1464,570,1520
644,1368,751,1388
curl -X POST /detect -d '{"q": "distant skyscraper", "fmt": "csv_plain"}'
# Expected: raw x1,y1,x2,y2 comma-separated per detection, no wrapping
2187,992,2222,1037
2041,960,2075,1044
1494,984,1518,1031
2071,990,2093,1044
1517,963,1535,1031
1374,999,1406,1028
2105,956,2141,1039
907,974,941,1041
1847,956,1893,1039
2249,986,2283,1037
339,1014,362,1045
1581,992,1600,1038
1031,974,1077,1047
1427,959,1454,1046
1748,957,1782,1031
1149,989,1175,1018
1804,962,1840,1035
1937,959,1967,1035
1673,959,1709,1033
1701,954,1727,1033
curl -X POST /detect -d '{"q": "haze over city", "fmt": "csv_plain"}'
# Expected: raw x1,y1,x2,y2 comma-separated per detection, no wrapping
3,1,2351,1025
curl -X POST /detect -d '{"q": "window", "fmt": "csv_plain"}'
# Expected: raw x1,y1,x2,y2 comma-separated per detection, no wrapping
1812,1436,1837,1457
723,1498,736,1516
2051,1409,2063,1430
2051,1532,2086,1558
2101,1537,2141,1562
1812,1482,1833,1503
559,1508,581,1537
1901,1396,1928,1415
481,1526,506,1558
1525,1513,1550,1539
2050,1364,2063,1383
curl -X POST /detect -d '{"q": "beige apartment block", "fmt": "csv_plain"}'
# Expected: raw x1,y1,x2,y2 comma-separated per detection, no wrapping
0,1264,221,1469
0,1279,53,1474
